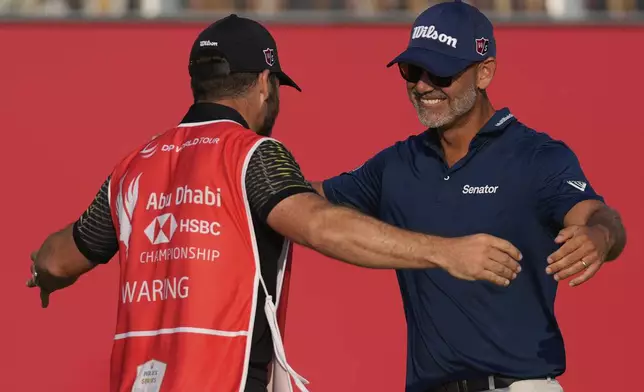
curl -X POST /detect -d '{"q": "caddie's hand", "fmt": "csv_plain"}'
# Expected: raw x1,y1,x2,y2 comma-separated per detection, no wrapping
546,225,611,287
438,234,523,287
26,250,77,308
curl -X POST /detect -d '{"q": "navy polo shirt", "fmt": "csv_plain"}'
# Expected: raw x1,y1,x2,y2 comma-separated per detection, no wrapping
322,108,604,391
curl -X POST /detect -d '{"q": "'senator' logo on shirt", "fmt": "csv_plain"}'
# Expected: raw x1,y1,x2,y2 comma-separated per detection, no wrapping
462,184,499,194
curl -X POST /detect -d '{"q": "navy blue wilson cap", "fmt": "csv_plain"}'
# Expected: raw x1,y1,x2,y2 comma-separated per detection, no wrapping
189,14,301,92
387,0,496,78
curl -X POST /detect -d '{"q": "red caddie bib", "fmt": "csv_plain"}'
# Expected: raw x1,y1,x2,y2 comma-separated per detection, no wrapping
108,119,308,392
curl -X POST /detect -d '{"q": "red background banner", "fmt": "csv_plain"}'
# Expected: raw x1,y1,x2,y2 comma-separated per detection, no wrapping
0,23,642,392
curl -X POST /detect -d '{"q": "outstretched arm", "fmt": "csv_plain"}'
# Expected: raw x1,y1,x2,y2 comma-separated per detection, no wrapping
28,177,118,307
267,192,440,269
248,140,522,285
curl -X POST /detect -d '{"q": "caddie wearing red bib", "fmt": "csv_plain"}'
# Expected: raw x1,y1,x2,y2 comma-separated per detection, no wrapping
108,120,296,392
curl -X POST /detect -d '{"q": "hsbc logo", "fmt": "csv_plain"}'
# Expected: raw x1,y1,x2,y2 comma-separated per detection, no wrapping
144,213,178,245
143,213,222,245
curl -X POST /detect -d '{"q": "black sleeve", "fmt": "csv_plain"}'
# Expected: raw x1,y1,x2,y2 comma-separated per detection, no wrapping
245,139,316,222
72,177,119,264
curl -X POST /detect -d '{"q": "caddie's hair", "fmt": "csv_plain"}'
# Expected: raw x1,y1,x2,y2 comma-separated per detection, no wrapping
189,54,277,102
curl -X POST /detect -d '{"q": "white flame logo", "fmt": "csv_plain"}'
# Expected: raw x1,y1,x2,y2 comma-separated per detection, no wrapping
115,173,142,256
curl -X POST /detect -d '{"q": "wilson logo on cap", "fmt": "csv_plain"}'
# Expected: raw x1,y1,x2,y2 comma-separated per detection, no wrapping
411,25,458,49
199,40,218,47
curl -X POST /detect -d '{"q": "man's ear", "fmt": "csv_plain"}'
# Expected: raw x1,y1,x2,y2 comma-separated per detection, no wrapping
257,70,271,102
476,57,496,90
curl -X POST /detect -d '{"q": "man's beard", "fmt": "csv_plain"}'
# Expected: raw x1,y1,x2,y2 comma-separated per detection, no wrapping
257,85,280,137
412,83,477,128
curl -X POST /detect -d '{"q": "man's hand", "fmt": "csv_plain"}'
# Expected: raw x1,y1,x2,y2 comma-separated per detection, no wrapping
27,250,78,308
545,225,612,287
436,234,523,287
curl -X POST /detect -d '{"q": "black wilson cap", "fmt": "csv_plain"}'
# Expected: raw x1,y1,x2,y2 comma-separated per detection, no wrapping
189,14,301,92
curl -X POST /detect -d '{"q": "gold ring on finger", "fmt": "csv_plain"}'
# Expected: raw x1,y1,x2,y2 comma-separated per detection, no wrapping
581,260,588,268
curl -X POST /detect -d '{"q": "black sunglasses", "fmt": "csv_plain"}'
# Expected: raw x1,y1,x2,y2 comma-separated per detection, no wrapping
397,63,466,88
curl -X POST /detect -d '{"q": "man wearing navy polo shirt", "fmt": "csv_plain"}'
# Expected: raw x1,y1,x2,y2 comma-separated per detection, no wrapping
314,1,626,392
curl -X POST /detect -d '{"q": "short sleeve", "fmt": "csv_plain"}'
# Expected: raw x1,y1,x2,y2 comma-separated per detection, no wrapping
533,140,604,227
72,176,119,264
244,139,316,222
322,147,391,217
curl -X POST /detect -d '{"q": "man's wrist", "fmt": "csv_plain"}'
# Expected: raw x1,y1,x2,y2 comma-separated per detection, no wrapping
590,223,614,254
34,264,78,291
422,235,450,270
